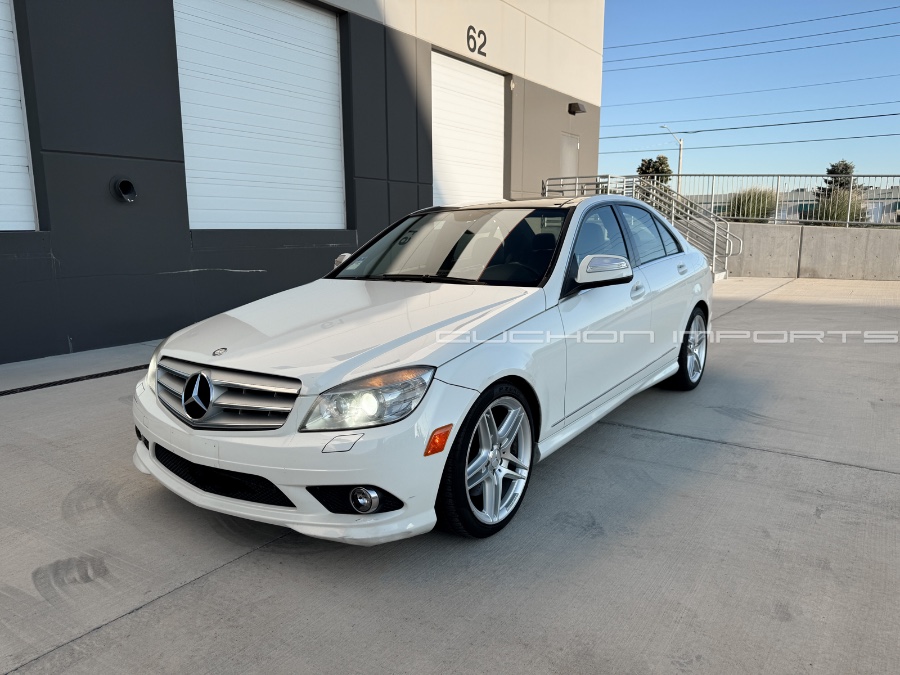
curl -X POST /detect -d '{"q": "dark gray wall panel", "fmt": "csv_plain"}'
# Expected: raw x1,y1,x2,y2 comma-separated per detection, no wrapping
386,29,418,184
0,232,64,362
39,153,192,278
13,0,184,162
388,182,419,223
418,184,433,210
190,229,357,251
57,274,193,353
353,178,389,244
187,230,358,318
187,249,336,319
0,279,66,362
415,40,433,188
0,230,50,257
343,13,387,181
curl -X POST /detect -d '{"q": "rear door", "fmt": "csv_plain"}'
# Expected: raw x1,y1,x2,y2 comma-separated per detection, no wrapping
615,204,690,363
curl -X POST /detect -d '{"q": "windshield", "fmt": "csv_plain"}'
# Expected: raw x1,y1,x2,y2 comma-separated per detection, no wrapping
335,208,569,286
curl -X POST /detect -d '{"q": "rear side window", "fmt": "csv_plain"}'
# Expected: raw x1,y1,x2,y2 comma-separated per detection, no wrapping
653,216,681,255
618,205,665,265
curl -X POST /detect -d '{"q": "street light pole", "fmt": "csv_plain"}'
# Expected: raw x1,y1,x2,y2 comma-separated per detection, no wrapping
660,125,683,194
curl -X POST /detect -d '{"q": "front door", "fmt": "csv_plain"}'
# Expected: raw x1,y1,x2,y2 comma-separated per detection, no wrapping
558,205,653,423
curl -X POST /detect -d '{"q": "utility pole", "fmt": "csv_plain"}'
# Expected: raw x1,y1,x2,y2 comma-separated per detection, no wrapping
660,125,683,195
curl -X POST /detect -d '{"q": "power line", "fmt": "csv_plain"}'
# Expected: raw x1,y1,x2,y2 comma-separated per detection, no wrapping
605,5,900,49
599,132,900,155
603,73,900,107
602,99,900,128
605,33,900,72
603,112,900,139
605,19,900,63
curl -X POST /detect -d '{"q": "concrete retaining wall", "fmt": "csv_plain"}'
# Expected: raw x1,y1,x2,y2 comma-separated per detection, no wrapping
798,227,900,280
725,223,900,280
726,222,802,278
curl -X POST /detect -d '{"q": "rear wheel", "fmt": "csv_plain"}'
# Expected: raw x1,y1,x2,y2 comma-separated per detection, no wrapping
668,307,708,391
436,383,534,538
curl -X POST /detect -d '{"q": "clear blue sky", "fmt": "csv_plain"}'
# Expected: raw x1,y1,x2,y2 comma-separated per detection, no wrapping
599,1,900,175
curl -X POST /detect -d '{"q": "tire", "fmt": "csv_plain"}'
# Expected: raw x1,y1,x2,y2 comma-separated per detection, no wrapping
668,306,708,391
436,382,535,538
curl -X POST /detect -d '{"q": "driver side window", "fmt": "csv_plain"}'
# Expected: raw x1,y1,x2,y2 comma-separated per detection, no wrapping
571,206,629,265
563,206,629,295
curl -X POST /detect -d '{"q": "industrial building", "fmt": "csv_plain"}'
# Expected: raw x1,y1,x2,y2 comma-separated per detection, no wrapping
0,0,603,363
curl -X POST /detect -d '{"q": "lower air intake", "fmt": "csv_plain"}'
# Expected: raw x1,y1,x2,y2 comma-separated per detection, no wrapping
154,445,294,508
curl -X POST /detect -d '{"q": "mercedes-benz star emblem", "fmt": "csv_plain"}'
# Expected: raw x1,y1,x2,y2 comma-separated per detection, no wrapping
182,372,212,420
212,347,227,356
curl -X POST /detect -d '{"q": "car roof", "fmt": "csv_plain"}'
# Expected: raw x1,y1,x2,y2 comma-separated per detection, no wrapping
413,194,662,215
420,197,590,211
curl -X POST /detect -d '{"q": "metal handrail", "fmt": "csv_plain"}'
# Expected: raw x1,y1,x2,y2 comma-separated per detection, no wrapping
542,175,744,276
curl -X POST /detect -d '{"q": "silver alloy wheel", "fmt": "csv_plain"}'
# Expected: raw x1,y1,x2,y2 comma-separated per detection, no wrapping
686,314,708,383
464,396,532,525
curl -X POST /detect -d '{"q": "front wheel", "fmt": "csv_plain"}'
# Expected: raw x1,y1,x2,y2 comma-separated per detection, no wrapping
436,383,535,538
668,307,708,391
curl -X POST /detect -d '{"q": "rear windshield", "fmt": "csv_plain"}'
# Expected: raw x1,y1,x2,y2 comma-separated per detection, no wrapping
335,208,569,286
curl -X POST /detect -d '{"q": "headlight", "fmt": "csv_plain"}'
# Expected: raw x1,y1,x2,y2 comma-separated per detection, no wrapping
300,367,435,431
144,339,167,394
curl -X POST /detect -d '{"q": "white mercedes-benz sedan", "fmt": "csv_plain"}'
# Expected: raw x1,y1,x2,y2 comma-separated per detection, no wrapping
132,195,711,545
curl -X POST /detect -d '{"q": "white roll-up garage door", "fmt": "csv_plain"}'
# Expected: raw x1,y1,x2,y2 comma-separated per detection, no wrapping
0,0,36,231
431,52,504,206
173,0,345,229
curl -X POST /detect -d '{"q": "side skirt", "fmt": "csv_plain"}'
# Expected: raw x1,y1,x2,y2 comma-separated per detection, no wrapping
535,360,679,462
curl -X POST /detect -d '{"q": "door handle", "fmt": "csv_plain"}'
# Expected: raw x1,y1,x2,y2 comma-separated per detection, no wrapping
630,282,645,300
677,263,688,275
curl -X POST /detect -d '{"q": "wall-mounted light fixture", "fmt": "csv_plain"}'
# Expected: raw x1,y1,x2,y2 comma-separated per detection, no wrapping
567,102,586,115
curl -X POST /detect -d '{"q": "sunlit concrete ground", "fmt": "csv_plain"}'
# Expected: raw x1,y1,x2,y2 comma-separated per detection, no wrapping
2,277,899,674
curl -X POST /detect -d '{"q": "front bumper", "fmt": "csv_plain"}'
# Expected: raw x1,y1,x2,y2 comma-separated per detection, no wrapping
132,376,476,545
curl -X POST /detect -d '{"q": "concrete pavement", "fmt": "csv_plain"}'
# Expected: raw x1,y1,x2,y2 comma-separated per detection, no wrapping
1,278,899,674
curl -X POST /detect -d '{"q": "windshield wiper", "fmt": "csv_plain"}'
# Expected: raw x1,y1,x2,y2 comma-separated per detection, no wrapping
365,274,483,285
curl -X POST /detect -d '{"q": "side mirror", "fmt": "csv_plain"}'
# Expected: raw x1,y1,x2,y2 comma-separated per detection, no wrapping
576,254,633,287
334,252,351,269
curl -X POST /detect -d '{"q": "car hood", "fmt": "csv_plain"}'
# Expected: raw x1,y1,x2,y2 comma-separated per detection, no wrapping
161,279,545,394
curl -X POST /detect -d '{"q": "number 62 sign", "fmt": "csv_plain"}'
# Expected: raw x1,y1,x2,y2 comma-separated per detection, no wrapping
466,25,487,57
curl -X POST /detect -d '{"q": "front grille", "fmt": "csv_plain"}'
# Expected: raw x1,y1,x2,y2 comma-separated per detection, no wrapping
156,357,300,431
154,445,294,508
307,485,404,514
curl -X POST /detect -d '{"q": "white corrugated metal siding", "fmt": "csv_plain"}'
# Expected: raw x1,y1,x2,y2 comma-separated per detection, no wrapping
0,0,36,231
174,0,346,229
431,52,505,206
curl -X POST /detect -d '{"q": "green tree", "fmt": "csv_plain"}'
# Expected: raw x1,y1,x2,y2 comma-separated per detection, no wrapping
822,159,859,193
636,155,672,184
807,159,868,225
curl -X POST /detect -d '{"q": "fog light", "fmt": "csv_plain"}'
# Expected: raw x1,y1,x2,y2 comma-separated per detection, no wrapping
349,487,380,514
135,426,143,442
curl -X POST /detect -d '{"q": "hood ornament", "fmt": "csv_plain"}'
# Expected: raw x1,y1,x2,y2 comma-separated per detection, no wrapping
212,347,227,356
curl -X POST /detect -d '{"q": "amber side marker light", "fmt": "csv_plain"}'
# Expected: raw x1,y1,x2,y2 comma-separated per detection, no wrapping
424,424,453,456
